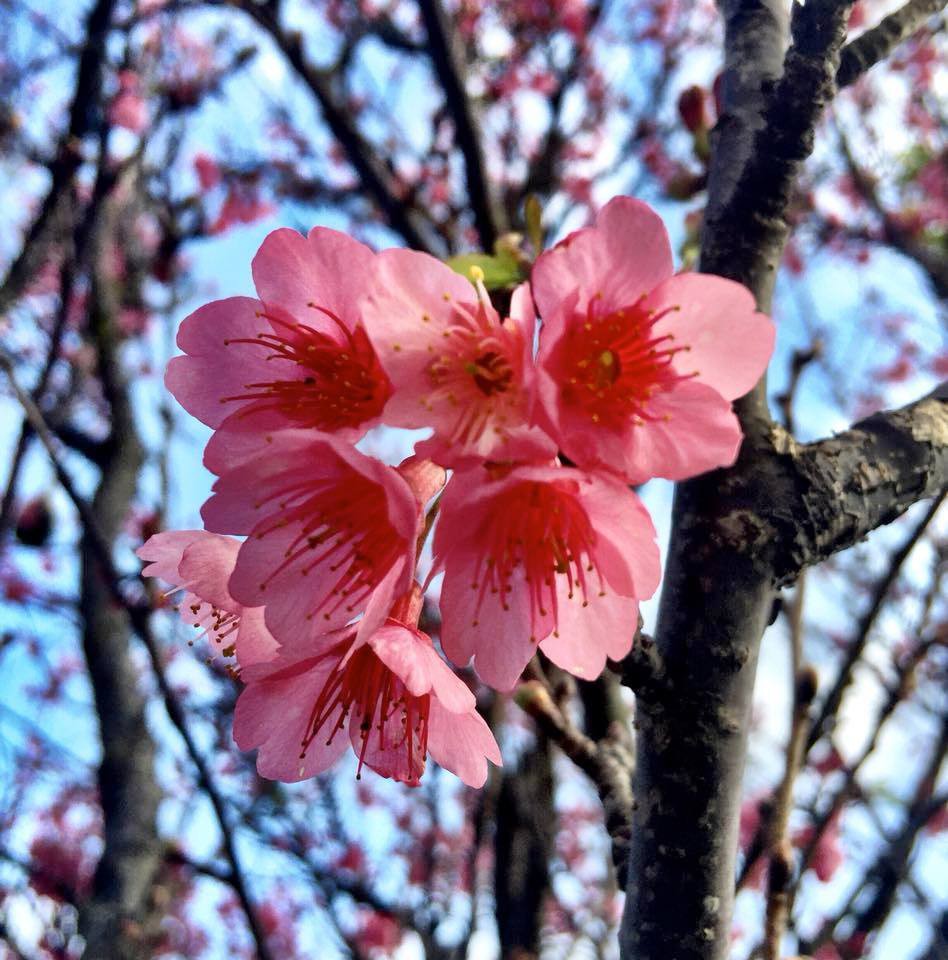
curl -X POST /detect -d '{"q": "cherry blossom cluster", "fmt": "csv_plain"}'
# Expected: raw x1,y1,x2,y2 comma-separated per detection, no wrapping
139,197,774,789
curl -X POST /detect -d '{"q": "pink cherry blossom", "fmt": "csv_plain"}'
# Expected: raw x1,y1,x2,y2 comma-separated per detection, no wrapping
361,250,555,466
434,462,660,690
201,431,424,643
796,809,845,883
137,530,278,666
234,586,501,787
164,227,391,451
532,196,775,483
193,153,222,190
108,70,148,133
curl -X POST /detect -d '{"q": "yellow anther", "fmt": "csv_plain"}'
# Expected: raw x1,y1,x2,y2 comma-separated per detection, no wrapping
469,265,485,283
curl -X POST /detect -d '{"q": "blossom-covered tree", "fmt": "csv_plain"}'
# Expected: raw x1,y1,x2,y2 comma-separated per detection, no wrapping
0,1,945,959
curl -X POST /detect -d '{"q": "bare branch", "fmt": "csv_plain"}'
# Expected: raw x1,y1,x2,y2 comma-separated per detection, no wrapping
0,348,278,960
806,491,945,751
417,0,505,250
230,1,439,253
837,0,947,88
781,389,947,579
0,0,117,319
762,666,818,960
517,681,635,885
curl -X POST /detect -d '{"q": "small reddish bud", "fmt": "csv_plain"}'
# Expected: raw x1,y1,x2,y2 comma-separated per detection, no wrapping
15,496,53,548
677,86,709,133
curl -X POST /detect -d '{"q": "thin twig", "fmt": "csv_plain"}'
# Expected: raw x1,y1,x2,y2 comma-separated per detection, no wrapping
762,665,818,960
417,0,505,250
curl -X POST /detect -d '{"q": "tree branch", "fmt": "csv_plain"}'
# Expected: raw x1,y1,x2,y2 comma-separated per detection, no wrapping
0,0,117,319
417,0,505,250
518,681,635,886
620,0,860,955
805,490,944,751
75,190,162,960
0,345,277,960
230,0,439,253
779,389,948,579
837,0,947,87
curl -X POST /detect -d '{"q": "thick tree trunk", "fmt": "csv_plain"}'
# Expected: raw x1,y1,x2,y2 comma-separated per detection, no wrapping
619,0,867,956
77,242,163,959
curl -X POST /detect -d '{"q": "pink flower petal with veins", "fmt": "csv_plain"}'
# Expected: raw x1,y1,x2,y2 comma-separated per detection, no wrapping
434,463,660,690
202,431,419,643
166,227,390,443
234,607,501,786
532,196,774,482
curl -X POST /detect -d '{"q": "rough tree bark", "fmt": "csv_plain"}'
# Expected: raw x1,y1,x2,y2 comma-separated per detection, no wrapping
494,734,555,960
618,0,947,957
76,205,163,960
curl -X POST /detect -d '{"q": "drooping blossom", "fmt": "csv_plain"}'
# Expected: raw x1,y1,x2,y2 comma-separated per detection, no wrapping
434,462,660,690
201,431,433,643
361,250,555,466
234,585,501,787
532,196,775,483
137,530,278,666
165,227,391,472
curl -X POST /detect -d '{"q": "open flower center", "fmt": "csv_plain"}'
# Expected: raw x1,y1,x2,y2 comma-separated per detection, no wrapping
560,298,694,426
302,641,430,783
466,350,514,396
469,479,604,638
424,299,523,444
221,305,390,431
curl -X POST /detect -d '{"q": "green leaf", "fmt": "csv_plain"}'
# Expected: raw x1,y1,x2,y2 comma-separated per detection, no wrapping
444,248,524,290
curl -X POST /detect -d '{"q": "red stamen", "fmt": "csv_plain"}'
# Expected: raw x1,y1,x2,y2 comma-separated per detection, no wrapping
220,310,390,431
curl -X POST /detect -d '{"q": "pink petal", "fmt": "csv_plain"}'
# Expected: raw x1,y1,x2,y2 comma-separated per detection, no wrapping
427,699,502,788
367,624,435,697
539,590,640,680
648,272,775,401
165,297,288,429
235,606,280,667
233,653,349,782
509,282,537,349
202,431,418,640
434,462,659,687
346,702,426,785
137,530,203,583
362,249,543,465
178,534,242,611
361,249,476,429
252,227,375,334
353,559,410,646
396,456,446,509
202,409,289,476
571,474,661,598
438,557,540,691
369,623,476,713
532,197,673,318
617,381,744,483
